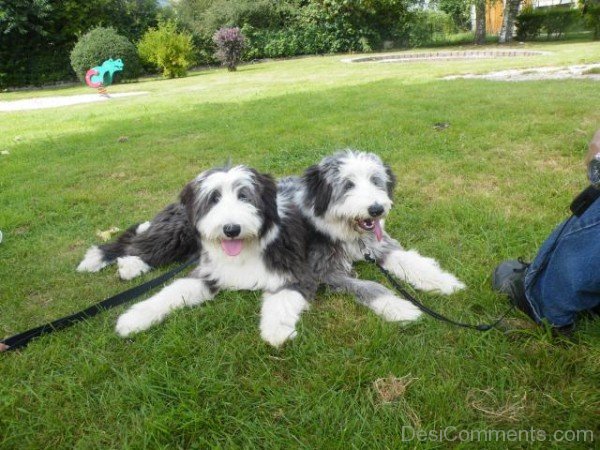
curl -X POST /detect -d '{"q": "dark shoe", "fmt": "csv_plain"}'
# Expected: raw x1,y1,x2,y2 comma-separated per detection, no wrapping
553,324,575,339
492,259,535,321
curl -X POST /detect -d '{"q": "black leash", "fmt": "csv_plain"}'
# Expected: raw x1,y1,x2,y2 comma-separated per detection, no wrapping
364,254,514,332
0,257,199,353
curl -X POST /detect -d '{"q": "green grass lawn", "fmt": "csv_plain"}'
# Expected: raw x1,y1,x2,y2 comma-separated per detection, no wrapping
2,41,600,448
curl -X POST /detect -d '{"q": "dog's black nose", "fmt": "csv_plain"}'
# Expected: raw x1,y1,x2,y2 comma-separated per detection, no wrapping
368,204,384,218
223,224,241,238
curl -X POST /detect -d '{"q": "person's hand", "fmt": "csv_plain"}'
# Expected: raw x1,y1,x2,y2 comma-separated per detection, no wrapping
585,129,600,166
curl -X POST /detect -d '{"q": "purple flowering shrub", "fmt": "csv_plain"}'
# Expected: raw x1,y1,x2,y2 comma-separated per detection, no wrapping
213,27,246,71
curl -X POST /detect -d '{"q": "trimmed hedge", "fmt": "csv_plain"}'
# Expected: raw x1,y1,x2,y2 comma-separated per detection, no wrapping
516,6,582,40
582,1,600,39
70,27,141,83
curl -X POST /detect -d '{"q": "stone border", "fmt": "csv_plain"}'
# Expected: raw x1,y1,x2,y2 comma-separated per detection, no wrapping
342,50,550,63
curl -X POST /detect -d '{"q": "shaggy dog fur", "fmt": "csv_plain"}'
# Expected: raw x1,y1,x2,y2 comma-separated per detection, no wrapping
78,152,465,347
77,203,198,280
80,165,317,346
286,151,465,328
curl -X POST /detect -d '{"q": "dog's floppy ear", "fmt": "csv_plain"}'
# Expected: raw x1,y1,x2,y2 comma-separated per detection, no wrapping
303,164,332,217
251,169,280,236
179,181,197,224
384,164,397,199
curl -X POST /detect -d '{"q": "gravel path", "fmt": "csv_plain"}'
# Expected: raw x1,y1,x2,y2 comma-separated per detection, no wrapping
0,91,149,112
443,64,600,82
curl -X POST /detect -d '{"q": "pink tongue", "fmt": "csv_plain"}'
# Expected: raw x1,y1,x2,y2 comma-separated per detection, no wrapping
373,219,383,242
221,239,243,256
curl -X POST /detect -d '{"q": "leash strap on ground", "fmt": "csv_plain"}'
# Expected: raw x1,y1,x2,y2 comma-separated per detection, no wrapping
0,257,199,353
364,254,513,332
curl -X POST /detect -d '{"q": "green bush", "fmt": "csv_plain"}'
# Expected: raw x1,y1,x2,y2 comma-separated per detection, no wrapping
516,6,546,40
516,6,582,41
582,1,600,39
138,21,196,78
200,0,296,34
406,11,457,47
195,0,414,59
544,8,580,38
70,27,140,83
438,0,471,31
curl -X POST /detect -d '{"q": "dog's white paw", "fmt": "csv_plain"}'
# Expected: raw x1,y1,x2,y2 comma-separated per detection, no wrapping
370,295,422,322
260,321,298,348
115,306,158,337
117,256,151,280
260,289,308,348
136,221,151,234
77,246,109,272
415,272,466,295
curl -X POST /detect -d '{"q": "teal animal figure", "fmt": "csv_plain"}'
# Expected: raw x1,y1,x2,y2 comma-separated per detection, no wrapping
85,58,124,88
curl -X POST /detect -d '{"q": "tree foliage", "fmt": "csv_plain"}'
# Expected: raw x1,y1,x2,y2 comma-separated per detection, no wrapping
436,0,471,31
582,0,600,39
0,0,162,88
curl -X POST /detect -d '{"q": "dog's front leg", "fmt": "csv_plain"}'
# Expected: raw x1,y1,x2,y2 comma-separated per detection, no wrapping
380,244,465,295
260,288,310,348
327,273,422,322
115,277,216,337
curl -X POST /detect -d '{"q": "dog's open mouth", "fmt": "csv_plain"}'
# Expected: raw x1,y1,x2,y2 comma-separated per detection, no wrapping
221,239,243,256
356,218,383,242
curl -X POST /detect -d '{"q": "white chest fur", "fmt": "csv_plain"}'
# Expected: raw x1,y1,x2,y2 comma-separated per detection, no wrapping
198,241,290,292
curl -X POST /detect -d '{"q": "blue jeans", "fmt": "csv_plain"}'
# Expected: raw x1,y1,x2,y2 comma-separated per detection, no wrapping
525,195,600,327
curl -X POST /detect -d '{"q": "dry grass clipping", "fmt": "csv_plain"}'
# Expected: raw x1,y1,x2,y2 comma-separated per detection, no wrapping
373,374,421,428
467,388,527,423
373,374,417,403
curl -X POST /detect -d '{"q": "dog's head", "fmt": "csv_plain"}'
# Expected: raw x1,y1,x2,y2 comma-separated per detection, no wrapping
180,165,279,257
300,151,395,242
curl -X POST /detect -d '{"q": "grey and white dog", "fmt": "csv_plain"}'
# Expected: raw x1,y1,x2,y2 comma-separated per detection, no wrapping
285,150,465,332
79,165,317,346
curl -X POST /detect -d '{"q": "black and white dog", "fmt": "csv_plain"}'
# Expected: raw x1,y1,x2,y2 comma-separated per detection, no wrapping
78,152,464,347
79,165,317,346
287,150,465,328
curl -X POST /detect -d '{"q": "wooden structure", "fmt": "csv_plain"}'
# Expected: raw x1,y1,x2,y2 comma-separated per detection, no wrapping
486,0,505,35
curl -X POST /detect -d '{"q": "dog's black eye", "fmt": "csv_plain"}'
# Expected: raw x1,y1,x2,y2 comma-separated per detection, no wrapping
209,191,221,205
238,189,250,202
371,176,384,188
343,180,355,192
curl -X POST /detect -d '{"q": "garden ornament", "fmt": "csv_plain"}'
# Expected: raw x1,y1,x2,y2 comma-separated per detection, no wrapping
85,58,124,96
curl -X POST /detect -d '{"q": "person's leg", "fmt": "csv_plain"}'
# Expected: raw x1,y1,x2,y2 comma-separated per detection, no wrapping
496,197,600,328
524,197,600,327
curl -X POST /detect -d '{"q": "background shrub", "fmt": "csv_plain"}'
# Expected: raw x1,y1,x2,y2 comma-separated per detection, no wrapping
437,0,471,31
407,10,457,47
138,21,196,78
582,0,600,39
213,27,246,71
516,6,582,41
70,27,141,83
543,7,580,39
516,6,546,40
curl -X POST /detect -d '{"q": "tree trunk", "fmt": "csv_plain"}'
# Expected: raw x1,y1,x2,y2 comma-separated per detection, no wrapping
475,0,486,45
499,0,522,44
